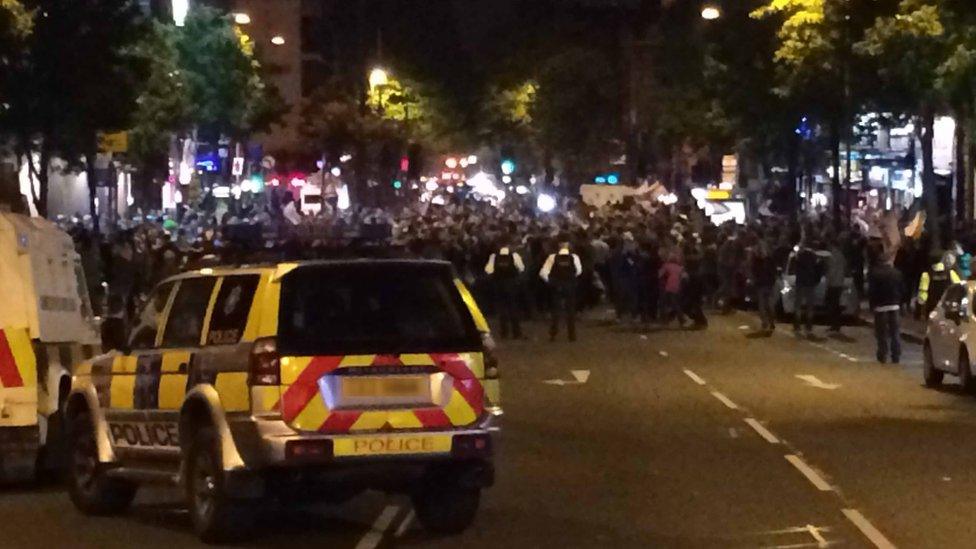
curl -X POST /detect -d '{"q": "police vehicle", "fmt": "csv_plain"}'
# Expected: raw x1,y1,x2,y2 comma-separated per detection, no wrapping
0,211,99,481
65,260,501,542
924,281,976,390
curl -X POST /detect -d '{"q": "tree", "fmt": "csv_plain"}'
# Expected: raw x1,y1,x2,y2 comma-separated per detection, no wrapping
2,0,146,219
128,21,192,205
856,0,949,244
127,7,285,207
531,47,620,189
173,7,284,142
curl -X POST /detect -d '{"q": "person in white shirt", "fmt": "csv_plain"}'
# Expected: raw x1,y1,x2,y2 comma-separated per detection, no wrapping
485,241,526,338
540,240,583,342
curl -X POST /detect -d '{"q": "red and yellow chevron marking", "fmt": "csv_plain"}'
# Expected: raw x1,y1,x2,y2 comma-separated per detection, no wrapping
0,328,36,389
278,352,485,434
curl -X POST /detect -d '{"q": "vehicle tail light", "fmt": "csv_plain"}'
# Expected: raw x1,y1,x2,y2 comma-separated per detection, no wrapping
452,434,492,458
249,337,280,386
285,439,332,461
482,333,500,380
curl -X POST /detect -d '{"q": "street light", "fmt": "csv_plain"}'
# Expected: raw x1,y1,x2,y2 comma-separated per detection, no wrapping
232,12,251,25
369,67,389,90
270,35,286,46
701,5,721,20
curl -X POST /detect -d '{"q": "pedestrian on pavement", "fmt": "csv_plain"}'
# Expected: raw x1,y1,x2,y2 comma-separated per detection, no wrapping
918,251,960,317
793,238,821,338
868,253,905,363
540,238,583,342
752,238,778,335
825,236,848,334
485,239,526,339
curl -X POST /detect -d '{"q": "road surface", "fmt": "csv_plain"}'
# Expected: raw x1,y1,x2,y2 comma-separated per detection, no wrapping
3,310,974,548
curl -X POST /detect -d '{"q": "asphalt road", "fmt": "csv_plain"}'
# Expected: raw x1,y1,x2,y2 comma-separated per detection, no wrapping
4,309,976,548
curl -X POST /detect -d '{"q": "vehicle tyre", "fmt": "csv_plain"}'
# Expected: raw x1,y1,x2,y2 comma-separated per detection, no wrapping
186,426,250,544
923,343,943,388
412,478,480,535
959,349,975,394
67,412,136,515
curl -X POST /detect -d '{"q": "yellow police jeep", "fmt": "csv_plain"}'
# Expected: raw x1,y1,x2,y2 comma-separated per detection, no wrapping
65,260,501,542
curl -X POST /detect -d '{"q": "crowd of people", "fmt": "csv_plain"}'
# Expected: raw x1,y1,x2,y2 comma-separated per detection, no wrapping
56,189,976,360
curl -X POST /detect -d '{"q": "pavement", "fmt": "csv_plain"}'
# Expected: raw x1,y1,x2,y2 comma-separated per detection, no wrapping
4,310,976,548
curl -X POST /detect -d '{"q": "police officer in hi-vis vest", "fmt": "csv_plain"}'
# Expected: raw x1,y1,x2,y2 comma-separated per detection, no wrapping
540,239,583,342
484,241,526,339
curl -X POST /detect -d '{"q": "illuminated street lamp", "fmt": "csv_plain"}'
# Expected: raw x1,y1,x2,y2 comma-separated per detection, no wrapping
701,5,721,20
270,35,286,46
172,0,188,26
369,67,389,90
232,12,251,25
445,157,459,169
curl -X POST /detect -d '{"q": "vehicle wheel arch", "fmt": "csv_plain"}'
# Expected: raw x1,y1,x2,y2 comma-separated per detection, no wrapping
179,385,244,473
64,386,116,464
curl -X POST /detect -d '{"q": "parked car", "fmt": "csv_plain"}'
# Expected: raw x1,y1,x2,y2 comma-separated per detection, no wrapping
775,249,859,318
923,282,976,390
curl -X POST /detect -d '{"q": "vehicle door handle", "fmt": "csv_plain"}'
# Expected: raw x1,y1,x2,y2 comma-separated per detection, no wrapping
178,362,188,374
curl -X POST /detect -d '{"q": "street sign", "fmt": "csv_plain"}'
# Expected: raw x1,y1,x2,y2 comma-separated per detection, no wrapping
97,132,128,153
232,157,245,176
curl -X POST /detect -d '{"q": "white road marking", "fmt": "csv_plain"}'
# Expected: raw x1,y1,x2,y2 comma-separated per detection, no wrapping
739,325,751,330
393,509,415,538
796,374,841,390
659,350,670,357
842,509,897,549
355,505,401,549
806,523,828,546
711,391,739,409
785,455,833,491
683,368,707,385
745,418,781,444
729,427,739,439
543,369,591,386
571,370,590,383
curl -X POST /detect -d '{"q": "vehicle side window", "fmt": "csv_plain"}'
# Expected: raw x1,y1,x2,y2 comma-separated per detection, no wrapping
130,282,175,350
161,278,216,348
206,275,260,345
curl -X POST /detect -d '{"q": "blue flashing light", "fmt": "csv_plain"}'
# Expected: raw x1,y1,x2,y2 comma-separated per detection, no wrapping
607,174,620,185
595,176,607,184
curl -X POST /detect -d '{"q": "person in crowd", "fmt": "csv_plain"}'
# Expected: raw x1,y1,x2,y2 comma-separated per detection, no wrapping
658,250,686,327
918,251,960,316
717,228,739,314
825,235,848,334
484,238,526,339
793,237,821,338
752,237,778,335
540,238,583,342
683,248,708,329
868,248,905,364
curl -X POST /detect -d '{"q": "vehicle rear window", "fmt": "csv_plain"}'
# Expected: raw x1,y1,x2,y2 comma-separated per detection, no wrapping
277,263,481,355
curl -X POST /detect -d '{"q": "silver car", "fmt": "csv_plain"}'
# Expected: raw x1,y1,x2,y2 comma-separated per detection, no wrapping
924,282,976,390
776,249,859,318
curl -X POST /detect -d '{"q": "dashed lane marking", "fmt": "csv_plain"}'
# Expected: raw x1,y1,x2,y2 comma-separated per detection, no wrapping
394,509,415,538
745,418,781,444
842,509,897,549
785,455,833,492
710,390,739,410
355,505,401,549
683,368,707,385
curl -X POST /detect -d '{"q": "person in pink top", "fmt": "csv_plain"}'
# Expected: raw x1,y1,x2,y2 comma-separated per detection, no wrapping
658,251,686,326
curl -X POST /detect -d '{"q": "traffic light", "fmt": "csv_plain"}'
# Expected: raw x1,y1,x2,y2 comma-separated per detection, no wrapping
501,159,515,175
393,180,403,189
